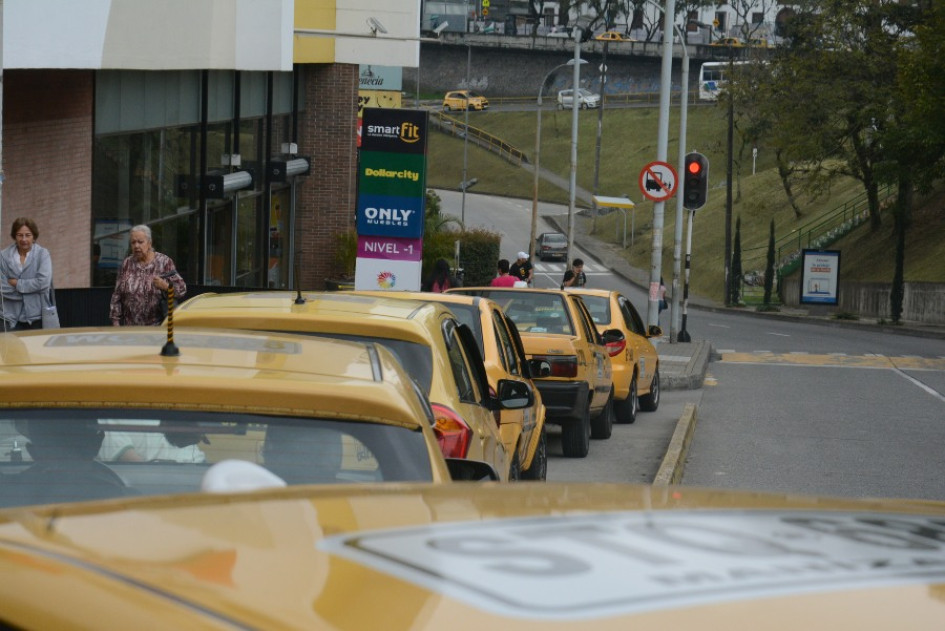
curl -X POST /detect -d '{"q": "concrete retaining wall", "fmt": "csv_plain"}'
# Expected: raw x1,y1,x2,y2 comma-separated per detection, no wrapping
781,278,945,325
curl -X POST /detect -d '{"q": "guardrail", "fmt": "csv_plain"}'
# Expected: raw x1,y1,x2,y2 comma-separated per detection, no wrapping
428,110,528,166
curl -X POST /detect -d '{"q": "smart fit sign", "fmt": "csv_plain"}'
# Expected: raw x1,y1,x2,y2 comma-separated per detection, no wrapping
355,108,428,291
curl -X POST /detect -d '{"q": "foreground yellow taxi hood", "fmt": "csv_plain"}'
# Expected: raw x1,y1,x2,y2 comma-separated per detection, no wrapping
2,483,945,629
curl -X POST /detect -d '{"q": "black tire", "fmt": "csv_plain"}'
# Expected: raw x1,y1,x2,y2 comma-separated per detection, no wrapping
520,426,547,481
561,400,591,458
443,105,451,112
615,373,638,424
581,103,588,110
639,368,661,412
590,387,614,439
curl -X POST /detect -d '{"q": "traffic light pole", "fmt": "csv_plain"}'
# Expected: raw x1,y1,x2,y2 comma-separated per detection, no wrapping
677,208,695,343
670,42,689,342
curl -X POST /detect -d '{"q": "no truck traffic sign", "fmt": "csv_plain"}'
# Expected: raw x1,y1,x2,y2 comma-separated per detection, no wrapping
638,161,678,202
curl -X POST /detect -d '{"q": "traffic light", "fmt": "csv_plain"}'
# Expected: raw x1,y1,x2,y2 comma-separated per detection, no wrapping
683,152,709,210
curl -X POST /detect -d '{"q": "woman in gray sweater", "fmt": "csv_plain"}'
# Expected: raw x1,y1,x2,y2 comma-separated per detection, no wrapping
0,217,54,332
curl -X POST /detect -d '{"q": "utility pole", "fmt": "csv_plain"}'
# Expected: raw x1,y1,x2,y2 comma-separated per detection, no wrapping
724,46,734,305
565,28,582,265
591,43,608,233
646,0,675,330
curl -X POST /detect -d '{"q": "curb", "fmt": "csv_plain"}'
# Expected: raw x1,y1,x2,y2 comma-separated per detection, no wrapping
652,402,698,486
661,340,712,391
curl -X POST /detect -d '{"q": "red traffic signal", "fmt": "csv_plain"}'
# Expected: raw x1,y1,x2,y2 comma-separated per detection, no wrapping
683,152,709,210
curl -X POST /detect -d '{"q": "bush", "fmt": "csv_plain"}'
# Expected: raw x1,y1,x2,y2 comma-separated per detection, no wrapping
458,227,501,286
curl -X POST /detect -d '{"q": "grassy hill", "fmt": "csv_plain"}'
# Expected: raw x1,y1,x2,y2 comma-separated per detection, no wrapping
425,104,944,303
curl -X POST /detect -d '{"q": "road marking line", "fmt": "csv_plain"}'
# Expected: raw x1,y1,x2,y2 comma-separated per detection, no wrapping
892,367,945,403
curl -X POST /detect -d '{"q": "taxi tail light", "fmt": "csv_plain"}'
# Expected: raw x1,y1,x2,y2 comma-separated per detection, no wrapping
605,338,626,357
532,355,578,378
432,403,473,459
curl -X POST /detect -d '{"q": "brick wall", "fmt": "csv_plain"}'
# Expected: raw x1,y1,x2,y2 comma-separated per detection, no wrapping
3,70,94,289
297,64,360,290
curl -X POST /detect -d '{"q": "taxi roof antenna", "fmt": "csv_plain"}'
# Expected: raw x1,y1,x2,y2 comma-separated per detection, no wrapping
161,285,180,356
293,252,306,304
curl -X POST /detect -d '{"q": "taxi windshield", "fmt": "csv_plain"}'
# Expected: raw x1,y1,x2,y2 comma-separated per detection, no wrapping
0,410,434,508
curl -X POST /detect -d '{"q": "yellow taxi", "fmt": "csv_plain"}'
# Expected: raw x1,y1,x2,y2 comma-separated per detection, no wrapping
0,326,496,511
450,288,615,459
171,291,532,481
710,36,745,47
567,288,661,423
594,30,635,42
442,89,489,111
352,290,547,480
4,481,945,628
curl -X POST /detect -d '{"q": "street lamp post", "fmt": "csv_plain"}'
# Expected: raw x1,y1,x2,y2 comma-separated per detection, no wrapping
530,57,586,263
565,30,583,267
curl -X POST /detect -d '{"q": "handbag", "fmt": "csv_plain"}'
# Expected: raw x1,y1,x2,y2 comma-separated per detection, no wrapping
41,282,60,329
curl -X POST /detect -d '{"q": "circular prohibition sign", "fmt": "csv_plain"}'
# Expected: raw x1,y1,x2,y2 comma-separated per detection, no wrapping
638,161,679,203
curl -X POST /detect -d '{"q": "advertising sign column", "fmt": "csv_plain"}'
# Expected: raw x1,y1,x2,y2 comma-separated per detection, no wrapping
355,108,429,290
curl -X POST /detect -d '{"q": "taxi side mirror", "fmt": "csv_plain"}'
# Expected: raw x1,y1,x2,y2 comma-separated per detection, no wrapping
648,324,663,338
494,379,534,410
446,458,499,481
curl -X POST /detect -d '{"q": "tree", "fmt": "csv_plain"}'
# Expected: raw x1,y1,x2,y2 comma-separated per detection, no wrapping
763,218,775,306
742,1,916,232
727,0,780,42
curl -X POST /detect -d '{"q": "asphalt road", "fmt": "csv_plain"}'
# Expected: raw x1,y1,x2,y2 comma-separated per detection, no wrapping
446,189,945,501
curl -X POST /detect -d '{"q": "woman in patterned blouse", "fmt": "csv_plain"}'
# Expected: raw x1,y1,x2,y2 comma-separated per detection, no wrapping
109,225,186,326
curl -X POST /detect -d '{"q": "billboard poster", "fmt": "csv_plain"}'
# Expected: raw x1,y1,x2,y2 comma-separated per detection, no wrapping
358,65,403,92
356,108,429,291
354,258,422,291
800,249,840,305
358,90,403,118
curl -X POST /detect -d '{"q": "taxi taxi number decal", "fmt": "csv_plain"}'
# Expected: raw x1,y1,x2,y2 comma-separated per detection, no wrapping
321,510,945,620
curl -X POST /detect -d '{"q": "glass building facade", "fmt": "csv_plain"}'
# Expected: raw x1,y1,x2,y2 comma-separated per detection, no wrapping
91,69,303,289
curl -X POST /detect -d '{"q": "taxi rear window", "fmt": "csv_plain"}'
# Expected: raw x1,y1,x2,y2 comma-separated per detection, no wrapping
0,410,433,509
296,332,435,395
578,295,611,325
464,291,574,336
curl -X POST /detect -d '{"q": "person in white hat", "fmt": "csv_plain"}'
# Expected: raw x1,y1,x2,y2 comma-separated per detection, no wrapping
509,251,533,287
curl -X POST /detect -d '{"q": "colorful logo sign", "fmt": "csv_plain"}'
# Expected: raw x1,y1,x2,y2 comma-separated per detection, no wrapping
356,108,429,291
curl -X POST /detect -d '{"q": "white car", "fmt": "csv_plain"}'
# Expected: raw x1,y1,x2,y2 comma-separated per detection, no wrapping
557,88,601,110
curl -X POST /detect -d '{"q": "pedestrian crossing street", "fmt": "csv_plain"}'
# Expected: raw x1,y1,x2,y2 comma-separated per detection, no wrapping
531,261,610,275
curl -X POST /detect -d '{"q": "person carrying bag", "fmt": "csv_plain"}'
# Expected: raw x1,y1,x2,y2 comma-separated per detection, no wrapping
42,282,60,329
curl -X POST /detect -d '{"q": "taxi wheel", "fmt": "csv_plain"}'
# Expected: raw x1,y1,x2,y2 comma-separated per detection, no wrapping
615,373,638,424
520,427,547,481
591,387,614,439
639,368,661,412
561,400,591,458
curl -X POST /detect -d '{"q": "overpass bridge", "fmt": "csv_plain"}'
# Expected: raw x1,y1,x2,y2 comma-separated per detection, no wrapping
410,32,769,99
